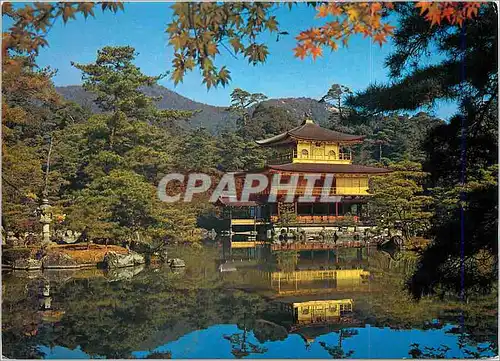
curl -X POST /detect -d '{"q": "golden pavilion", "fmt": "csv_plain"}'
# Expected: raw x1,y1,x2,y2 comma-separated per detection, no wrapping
218,118,389,237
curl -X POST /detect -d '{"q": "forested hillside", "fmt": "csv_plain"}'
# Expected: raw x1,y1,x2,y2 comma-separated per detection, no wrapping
56,85,334,133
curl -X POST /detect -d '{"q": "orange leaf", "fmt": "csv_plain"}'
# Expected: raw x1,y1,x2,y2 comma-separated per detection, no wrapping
415,2,432,15
316,4,329,18
426,3,442,26
441,7,455,22
294,45,308,60
346,7,359,21
371,2,382,13
206,43,218,56
373,33,387,46
309,28,322,39
371,14,382,29
310,45,323,60
296,32,309,41
362,27,372,38
382,22,396,35
328,3,343,16
328,40,339,51
353,23,366,34
464,3,480,18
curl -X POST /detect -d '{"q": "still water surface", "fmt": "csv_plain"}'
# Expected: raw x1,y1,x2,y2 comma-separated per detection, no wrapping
2,245,497,359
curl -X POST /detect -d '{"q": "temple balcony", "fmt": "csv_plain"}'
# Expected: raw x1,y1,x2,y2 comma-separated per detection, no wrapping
258,186,370,196
266,150,353,165
266,152,294,165
292,152,352,164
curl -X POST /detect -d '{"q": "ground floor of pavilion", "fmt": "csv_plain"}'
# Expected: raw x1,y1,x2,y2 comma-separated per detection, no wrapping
219,196,369,226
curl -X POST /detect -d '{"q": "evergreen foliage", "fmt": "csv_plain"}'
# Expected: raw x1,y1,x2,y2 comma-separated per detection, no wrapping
369,161,433,241
347,3,498,298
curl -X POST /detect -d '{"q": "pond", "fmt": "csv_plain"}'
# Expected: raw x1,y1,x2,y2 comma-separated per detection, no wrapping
2,244,497,359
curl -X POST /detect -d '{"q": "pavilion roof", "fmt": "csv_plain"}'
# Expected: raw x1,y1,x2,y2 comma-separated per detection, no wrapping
266,163,390,174
215,197,259,207
255,119,365,146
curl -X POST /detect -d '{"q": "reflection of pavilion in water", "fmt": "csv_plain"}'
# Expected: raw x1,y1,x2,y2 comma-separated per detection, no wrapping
263,298,361,354
259,249,371,354
220,238,370,264
218,245,374,296
269,269,371,295
276,299,354,325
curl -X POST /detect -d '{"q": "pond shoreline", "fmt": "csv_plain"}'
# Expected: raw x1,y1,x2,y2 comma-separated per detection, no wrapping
2,244,497,359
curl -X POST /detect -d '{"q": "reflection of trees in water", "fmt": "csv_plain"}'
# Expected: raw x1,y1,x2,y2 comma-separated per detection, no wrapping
2,246,497,359
223,312,268,358
145,351,172,358
223,330,267,358
319,329,358,359
453,325,498,358
409,324,498,358
2,276,51,359
275,251,299,272
366,251,498,356
408,343,450,358
3,267,272,358
369,250,418,277
2,247,269,359
320,343,354,359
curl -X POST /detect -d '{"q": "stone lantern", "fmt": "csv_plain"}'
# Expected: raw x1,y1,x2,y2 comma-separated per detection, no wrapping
40,280,52,310
38,198,53,245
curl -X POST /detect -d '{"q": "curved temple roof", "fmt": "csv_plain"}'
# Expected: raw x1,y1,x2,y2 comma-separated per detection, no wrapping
255,119,365,146
266,163,391,174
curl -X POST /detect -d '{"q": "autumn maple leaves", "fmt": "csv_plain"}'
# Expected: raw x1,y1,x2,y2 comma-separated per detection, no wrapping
294,2,395,60
293,2,483,61
415,2,482,27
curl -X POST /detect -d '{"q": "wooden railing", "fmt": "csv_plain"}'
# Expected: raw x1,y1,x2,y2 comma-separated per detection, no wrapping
270,215,359,224
299,153,351,161
270,269,368,282
260,186,369,196
266,153,294,165
265,150,352,164
270,241,365,251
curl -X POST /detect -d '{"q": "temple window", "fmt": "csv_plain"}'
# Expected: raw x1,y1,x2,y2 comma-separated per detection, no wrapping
301,149,309,158
328,150,336,159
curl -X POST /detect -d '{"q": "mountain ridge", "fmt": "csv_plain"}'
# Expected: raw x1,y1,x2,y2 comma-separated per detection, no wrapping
55,85,334,133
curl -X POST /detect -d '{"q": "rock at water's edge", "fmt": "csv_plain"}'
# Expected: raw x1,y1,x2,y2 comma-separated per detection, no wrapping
168,258,186,268
12,258,42,270
103,251,145,269
42,252,80,269
105,264,145,281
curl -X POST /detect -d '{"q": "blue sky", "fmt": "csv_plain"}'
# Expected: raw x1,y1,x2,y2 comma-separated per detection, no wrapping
4,3,457,119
